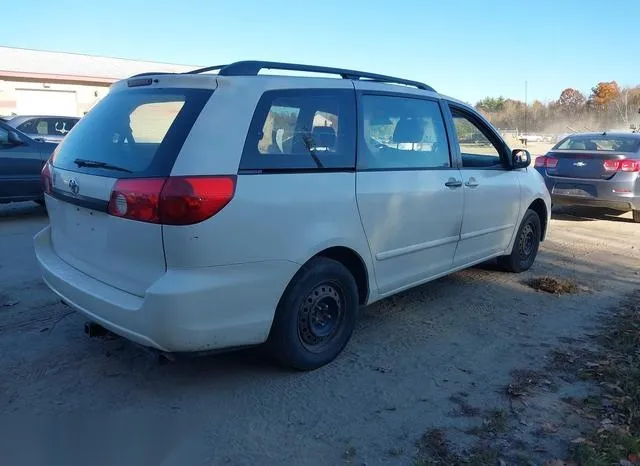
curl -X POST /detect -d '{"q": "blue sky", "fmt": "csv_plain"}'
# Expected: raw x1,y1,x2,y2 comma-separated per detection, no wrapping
4,0,639,104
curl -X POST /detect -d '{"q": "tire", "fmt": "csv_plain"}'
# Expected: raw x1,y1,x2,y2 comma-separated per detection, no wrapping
498,209,541,273
268,257,359,370
633,210,640,223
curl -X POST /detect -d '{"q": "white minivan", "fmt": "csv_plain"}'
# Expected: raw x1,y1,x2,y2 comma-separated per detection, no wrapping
35,61,551,370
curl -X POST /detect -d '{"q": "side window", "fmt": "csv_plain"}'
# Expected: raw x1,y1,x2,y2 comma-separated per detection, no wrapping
359,95,450,170
48,118,75,136
241,89,356,170
451,109,504,168
16,119,37,134
35,119,49,136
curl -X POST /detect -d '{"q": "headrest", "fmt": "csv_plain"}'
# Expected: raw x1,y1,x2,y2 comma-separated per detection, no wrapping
311,126,336,150
392,118,424,143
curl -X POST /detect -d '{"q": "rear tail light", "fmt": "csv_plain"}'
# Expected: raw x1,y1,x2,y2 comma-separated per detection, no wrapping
620,159,640,172
603,159,640,173
41,163,53,195
534,155,558,168
108,176,236,225
603,160,620,171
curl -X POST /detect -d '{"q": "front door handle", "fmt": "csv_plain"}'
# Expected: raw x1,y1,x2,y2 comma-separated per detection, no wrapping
465,177,479,188
445,179,463,188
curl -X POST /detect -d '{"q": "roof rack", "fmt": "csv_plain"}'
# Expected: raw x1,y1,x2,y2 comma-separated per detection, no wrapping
184,61,435,91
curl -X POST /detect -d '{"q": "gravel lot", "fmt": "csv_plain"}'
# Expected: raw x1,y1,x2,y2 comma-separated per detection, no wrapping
0,202,638,466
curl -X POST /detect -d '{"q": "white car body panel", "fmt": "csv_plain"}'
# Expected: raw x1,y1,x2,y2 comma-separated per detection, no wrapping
356,170,464,295
453,169,521,266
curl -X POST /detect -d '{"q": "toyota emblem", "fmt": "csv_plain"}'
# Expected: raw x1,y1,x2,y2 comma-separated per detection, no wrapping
68,178,80,195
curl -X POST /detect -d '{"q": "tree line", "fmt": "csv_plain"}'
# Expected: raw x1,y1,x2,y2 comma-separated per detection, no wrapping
475,82,640,134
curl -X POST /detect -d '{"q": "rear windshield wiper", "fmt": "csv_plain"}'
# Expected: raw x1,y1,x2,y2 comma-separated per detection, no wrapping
73,158,133,173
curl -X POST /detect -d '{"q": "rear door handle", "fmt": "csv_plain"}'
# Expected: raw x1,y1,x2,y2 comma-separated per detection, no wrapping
465,177,479,188
445,179,463,188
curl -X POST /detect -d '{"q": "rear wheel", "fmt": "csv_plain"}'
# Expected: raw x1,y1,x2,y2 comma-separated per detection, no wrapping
268,257,358,370
498,209,541,273
633,210,640,223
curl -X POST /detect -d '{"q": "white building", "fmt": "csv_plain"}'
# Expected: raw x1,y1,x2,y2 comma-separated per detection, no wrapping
0,47,197,117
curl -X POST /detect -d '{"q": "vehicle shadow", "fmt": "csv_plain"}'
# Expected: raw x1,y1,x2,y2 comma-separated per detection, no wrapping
551,206,635,224
0,202,47,221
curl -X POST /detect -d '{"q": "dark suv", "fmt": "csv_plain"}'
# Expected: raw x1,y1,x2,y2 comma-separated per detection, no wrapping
3,115,80,143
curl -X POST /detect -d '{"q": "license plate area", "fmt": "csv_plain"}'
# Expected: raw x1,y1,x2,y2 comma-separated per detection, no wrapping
50,201,108,250
552,183,597,198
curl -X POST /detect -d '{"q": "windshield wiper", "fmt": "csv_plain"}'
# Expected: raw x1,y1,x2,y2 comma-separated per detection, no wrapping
301,133,325,169
73,158,133,173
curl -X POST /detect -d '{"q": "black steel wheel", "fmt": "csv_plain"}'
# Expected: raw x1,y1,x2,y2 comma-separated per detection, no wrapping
498,209,541,273
268,257,359,370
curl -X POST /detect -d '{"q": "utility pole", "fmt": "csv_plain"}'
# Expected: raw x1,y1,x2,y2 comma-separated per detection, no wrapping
524,80,528,135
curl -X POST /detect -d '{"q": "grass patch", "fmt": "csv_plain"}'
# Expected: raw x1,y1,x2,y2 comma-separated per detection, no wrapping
414,429,501,466
528,276,579,295
566,290,640,465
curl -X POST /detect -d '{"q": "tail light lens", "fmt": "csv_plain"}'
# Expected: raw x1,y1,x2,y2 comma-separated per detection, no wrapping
620,159,640,172
108,176,236,225
603,160,620,171
603,159,640,172
534,155,558,168
41,163,53,195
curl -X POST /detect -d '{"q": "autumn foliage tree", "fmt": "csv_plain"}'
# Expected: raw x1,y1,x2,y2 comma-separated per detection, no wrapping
557,88,586,114
475,81,640,134
589,81,621,108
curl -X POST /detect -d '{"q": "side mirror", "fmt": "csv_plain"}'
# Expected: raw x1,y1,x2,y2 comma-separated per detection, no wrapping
7,130,24,146
511,148,531,169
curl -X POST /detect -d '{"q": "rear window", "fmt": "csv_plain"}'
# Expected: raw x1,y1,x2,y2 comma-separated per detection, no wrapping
53,88,212,177
554,135,640,153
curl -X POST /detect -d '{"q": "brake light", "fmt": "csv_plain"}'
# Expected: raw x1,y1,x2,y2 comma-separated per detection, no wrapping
41,163,53,195
620,159,640,172
603,160,620,171
108,176,236,225
535,155,558,168
603,159,640,172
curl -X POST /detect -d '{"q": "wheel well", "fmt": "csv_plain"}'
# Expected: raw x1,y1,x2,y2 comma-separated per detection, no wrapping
528,199,548,240
315,247,369,305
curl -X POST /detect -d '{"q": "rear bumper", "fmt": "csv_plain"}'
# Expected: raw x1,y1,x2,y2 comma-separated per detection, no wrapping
34,226,299,352
537,169,640,211
551,195,636,211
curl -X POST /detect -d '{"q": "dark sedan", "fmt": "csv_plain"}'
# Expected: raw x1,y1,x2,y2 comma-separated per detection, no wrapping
0,120,57,205
535,132,640,223
2,115,79,144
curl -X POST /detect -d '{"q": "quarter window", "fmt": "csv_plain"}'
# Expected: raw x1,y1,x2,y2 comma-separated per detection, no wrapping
241,89,356,170
359,95,450,170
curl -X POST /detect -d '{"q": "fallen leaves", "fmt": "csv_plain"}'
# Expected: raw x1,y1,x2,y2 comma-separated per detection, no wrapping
528,276,579,295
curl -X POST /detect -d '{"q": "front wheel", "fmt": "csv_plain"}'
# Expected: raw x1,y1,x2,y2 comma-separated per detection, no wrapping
498,209,541,273
268,257,359,370
633,210,640,223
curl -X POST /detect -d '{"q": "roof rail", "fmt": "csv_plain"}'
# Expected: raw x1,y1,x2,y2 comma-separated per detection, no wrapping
185,61,435,91
128,72,173,78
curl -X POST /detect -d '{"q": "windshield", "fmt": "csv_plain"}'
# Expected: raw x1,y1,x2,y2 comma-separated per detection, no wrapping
53,88,212,177
553,135,640,153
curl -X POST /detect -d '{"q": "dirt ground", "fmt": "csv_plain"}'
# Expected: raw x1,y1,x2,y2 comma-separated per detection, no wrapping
0,202,638,466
